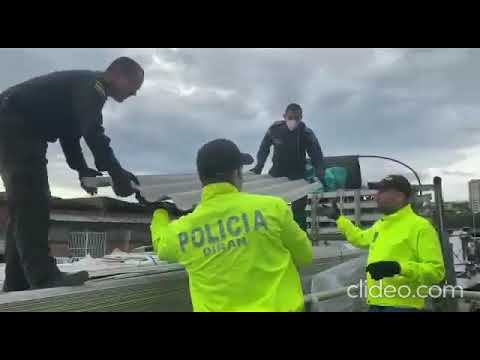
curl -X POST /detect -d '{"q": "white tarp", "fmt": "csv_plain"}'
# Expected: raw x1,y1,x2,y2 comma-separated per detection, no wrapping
0,250,180,283
310,254,368,312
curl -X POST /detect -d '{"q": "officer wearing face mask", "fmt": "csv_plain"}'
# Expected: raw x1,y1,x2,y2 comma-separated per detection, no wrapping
250,103,325,231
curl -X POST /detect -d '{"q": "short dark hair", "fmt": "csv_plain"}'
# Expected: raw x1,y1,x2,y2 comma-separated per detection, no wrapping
200,169,237,186
107,57,144,79
285,103,303,114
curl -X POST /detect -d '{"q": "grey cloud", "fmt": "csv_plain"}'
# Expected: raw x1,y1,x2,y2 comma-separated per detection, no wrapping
1,48,480,202
441,170,476,177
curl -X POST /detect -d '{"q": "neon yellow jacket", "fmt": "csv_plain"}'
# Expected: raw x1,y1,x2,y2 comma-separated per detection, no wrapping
337,204,445,309
150,183,313,312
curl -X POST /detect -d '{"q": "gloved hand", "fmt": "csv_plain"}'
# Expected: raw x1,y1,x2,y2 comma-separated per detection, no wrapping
78,168,103,196
319,199,341,221
249,166,262,175
366,261,401,281
109,167,139,198
141,195,188,218
154,197,182,216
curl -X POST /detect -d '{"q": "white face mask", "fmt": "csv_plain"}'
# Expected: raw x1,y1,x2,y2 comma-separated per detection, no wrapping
286,119,299,131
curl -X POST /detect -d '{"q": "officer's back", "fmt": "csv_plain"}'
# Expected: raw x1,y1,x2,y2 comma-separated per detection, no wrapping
150,139,313,312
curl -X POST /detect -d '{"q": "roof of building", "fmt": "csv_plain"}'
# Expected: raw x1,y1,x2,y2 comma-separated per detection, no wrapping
50,212,150,224
0,192,147,213
50,197,146,213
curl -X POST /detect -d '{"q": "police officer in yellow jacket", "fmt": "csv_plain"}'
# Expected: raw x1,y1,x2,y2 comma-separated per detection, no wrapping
322,175,445,311
150,139,313,312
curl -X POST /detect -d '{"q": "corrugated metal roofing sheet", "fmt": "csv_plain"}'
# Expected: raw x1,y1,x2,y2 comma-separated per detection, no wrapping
84,173,321,210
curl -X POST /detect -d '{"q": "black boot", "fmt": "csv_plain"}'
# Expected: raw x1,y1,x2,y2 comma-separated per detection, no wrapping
31,271,90,290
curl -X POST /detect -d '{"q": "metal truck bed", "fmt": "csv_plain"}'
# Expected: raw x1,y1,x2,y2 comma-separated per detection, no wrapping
0,245,364,312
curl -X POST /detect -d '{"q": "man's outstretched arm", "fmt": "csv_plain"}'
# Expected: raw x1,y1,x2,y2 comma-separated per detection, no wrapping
251,130,273,173
71,79,138,197
305,128,325,180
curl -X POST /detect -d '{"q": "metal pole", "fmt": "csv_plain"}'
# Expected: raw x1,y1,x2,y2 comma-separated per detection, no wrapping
337,188,345,215
310,193,319,245
354,189,361,226
433,177,455,283
433,177,446,234
433,176,458,312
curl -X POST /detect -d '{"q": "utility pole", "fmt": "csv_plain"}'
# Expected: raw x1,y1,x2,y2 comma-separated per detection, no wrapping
433,177,458,312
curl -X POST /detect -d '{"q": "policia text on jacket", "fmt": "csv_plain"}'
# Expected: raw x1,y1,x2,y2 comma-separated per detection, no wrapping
177,210,267,257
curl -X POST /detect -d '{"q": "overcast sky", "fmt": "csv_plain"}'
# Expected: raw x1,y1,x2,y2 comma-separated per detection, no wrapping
1,48,479,202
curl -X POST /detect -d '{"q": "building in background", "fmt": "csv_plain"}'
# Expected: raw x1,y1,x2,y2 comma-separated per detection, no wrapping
469,180,480,214
444,201,470,213
0,193,153,261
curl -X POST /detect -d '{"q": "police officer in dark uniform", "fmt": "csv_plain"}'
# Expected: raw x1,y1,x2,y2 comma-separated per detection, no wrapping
0,57,144,292
250,103,325,231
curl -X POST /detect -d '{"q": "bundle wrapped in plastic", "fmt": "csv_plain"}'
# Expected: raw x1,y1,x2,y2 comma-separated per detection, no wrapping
323,167,348,191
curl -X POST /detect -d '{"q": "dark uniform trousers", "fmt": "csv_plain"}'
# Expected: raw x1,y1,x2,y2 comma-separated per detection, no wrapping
0,105,59,291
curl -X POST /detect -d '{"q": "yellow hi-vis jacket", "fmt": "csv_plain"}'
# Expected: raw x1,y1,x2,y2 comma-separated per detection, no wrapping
150,182,313,312
337,204,445,309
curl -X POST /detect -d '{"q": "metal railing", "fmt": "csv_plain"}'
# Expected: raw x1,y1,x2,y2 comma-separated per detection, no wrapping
304,286,352,304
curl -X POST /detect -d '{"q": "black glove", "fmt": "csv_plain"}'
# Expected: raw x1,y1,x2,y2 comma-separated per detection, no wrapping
250,166,262,175
155,197,182,217
109,167,139,198
140,195,190,218
319,200,341,220
78,168,103,196
366,261,401,281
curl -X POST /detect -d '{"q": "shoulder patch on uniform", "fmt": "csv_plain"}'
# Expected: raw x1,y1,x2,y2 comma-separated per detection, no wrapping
94,80,106,98
270,120,285,128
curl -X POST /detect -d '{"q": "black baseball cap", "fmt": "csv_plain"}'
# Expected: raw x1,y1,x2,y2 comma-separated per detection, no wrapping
197,139,254,178
368,175,412,197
